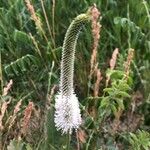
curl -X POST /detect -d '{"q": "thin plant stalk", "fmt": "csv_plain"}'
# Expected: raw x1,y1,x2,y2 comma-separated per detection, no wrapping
0,52,3,94
143,0,150,24
66,133,71,150
52,0,55,42
127,4,131,49
40,0,55,49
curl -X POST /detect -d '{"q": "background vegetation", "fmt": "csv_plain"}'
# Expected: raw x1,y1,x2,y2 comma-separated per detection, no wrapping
0,0,149,149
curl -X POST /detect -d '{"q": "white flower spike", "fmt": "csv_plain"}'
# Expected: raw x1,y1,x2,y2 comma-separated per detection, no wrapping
54,92,81,134
54,12,91,134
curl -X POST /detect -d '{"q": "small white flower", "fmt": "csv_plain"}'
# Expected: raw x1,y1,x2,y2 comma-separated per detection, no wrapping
54,92,82,134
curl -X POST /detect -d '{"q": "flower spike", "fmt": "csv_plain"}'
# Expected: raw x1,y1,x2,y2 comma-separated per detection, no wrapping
54,10,92,134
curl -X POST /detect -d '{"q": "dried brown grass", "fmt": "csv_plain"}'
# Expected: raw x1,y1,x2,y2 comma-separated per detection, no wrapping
24,0,42,30
0,80,13,130
87,5,102,121
89,4,101,78
24,0,48,42
89,4,102,97
2,79,13,96
0,99,11,131
21,102,34,135
124,48,134,79
106,48,119,87
8,99,22,130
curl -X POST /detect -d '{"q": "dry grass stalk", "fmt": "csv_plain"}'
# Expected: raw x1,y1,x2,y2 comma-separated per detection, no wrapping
90,4,101,76
94,69,102,97
124,48,134,79
0,99,11,130
8,99,22,130
77,128,87,144
25,0,49,45
21,102,34,135
110,48,119,70
88,5,102,119
76,129,87,149
89,4,102,96
0,79,13,130
40,0,54,45
52,0,55,40
106,48,119,87
14,100,22,114
2,79,13,96
24,0,43,33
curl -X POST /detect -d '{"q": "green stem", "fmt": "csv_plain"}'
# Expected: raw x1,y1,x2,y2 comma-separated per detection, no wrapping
86,130,94,150
0,52,3,94
66,133,71,150
127,4,131,49
143,0,150,24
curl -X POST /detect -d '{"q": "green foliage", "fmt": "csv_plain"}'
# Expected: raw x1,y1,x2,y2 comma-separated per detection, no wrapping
4,54,38,76
114,17,145,36
0,0,149,149
14,30,32,46
129,130,150,150
100,69,132,116
7,139,32,150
